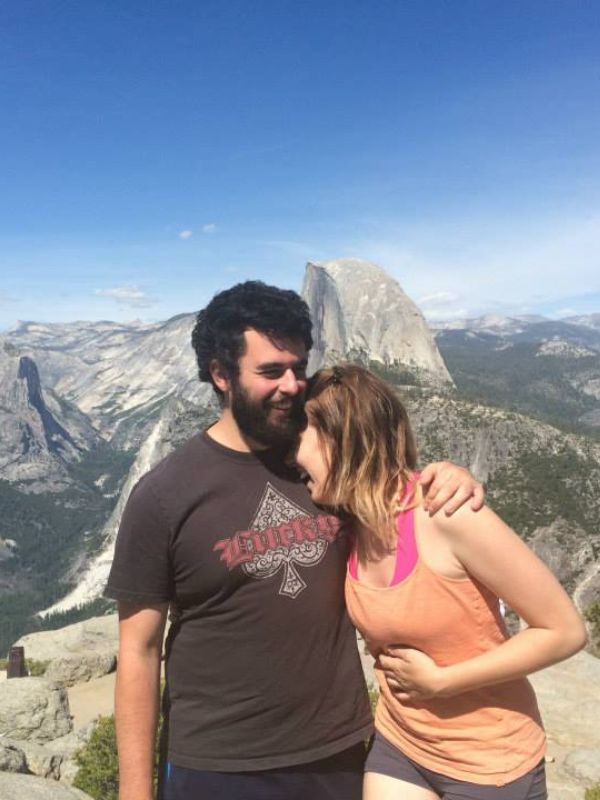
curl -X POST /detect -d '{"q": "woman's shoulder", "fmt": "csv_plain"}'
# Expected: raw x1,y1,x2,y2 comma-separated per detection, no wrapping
423,502,501,541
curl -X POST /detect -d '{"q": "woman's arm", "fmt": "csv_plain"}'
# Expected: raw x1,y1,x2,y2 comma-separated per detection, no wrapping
380,505,587,701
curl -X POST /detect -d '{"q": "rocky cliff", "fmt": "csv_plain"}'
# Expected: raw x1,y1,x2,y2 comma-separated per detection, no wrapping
0,341,100,492
302,258,454,386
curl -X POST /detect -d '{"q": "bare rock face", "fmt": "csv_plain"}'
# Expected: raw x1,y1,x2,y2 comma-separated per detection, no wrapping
529,519,600,616
0,678,72,742
0,725,94,783
3,740,62,780
14,616,118,688
46,725,95,784
0,341,100,491
302,258,453,387
563,748,600,785
528,651,600,799
0,772,92,799
6,315,202,442
0,743,27,774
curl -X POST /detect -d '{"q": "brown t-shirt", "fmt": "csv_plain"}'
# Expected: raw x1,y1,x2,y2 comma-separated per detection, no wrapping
104,431,372,772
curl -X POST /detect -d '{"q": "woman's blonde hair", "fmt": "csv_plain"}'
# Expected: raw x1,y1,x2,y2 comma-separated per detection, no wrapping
304,364,417,552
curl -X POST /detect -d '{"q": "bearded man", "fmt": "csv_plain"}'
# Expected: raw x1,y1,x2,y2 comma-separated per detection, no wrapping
105,281,483,800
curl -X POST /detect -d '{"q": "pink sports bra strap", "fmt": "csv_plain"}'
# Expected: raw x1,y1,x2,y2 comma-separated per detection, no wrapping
390,505,418,585
347,506,419,586
348,542,359,579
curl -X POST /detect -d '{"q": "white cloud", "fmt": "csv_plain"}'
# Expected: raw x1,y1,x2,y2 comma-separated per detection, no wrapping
418,291,460,306
423,307,469,321
202,223,217,234
346,210,600,319
94,286,155,308
555,307,578,318
179,230,193,240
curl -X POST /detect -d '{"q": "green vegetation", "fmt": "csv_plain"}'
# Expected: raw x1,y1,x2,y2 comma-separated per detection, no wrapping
38,597,116,633
367,359,423,389
73,709,164,799
368,684,379,715
487,447,600,537
26,658,50,676
437,333,600,439
0,441,133,653
0,657,49,675
73,715,119,800
585,784,600,800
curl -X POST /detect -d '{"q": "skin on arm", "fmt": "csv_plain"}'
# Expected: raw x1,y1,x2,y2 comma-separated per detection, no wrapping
380,505,587,701
115,601,168,800
419,462,485,516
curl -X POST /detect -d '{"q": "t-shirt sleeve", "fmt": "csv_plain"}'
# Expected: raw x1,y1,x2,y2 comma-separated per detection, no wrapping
104,475,173,605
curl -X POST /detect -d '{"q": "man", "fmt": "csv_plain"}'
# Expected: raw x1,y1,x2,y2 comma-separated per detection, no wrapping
105,281,483,800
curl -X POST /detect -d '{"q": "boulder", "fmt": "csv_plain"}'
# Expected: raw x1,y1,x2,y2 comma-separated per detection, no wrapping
528,651,600,799
563,748,600,784
0,725,94,783
11,740,61,780
44,652,115,688
0,771,92,799
14,615,117,687
0,677,72,742
48,724,95,784
0,743,27,774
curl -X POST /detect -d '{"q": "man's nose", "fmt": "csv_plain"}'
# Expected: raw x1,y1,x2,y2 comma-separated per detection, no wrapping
279,368,301,395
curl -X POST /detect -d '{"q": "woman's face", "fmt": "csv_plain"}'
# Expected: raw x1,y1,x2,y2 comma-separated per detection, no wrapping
296,423,331,503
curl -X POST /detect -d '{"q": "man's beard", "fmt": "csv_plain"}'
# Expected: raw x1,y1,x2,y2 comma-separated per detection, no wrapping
230,380,305,448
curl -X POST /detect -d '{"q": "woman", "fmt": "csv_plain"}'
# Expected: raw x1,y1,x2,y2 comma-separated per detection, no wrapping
296,364,587,800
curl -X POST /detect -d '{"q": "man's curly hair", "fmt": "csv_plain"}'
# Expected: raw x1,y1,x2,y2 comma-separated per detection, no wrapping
191,281,313,398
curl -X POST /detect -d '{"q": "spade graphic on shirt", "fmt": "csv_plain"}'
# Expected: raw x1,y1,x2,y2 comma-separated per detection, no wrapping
244,483,329,597
214,482,341,599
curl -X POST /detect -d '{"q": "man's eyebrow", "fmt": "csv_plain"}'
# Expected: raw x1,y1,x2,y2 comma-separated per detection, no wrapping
256,358,308,369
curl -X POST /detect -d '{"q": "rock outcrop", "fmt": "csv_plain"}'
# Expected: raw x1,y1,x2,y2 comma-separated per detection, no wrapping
302,258,454,386
0,678,71,742
0,772,92,799
0,342,99,491
529,519,600,610
15,616,118,687
4,740,62,780
6,316,203,443
530,650,600,798
0,743,27,774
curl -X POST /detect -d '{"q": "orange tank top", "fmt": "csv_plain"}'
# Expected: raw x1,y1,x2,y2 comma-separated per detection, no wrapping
345,506,546,785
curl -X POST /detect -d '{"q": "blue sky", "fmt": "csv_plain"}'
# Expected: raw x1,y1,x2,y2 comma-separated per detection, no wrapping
1,0,599,329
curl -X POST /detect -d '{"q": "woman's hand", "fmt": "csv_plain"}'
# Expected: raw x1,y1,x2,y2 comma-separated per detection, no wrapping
379,646,446,702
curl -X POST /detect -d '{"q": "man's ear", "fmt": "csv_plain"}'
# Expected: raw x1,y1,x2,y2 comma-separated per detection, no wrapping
209,359,231,395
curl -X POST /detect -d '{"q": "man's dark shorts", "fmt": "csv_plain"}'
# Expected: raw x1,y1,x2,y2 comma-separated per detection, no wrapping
161,742,365,800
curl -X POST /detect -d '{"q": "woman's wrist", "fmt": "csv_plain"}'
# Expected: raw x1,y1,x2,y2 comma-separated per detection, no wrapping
434,665,457,698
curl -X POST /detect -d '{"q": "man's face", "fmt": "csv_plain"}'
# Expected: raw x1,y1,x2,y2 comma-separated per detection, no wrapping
229,329,308,448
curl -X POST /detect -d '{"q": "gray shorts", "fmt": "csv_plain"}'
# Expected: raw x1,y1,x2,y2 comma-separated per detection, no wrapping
365,732,547,800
